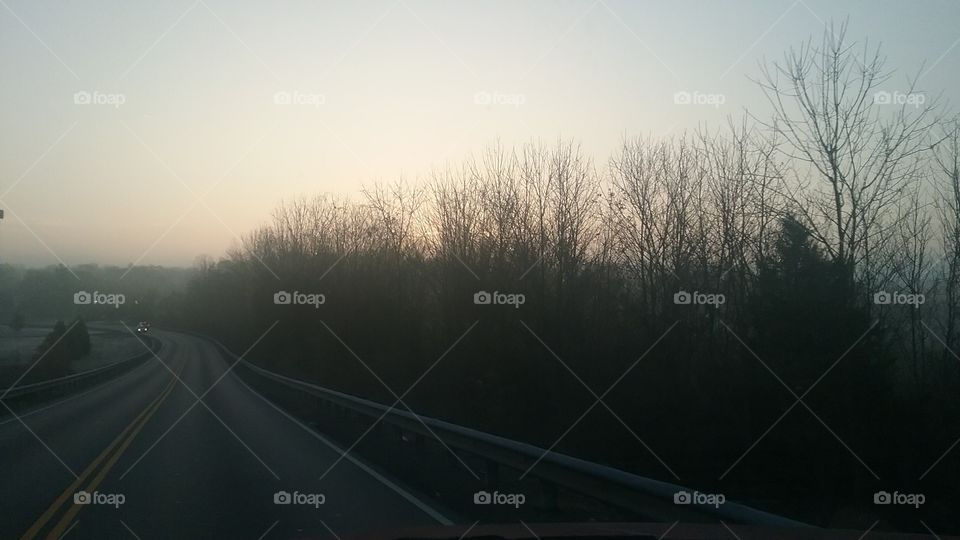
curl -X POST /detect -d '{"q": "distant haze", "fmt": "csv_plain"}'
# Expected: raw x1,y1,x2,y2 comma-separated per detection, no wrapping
1,0,958,267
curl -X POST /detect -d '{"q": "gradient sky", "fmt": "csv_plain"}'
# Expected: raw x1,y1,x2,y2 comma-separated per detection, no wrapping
1,0,958,267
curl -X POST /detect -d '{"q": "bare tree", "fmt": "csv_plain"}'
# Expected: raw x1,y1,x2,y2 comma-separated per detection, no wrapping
935,119,960,364
891,184,934,384
755,20,941,284
428,162,485,274
362,180,427,258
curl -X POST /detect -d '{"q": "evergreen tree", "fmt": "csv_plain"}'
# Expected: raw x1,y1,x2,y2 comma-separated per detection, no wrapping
66,317,92,357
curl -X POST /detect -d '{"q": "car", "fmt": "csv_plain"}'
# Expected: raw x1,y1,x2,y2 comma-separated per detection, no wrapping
136,321,150,334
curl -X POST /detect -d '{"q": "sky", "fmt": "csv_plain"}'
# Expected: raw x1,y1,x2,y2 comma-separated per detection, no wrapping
1,0,959,267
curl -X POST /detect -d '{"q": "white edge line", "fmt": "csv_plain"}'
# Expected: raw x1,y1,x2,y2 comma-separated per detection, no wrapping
230,367,454,526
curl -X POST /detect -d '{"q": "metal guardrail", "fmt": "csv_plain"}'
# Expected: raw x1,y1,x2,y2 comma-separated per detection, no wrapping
2,334,161,402
199,333,812,528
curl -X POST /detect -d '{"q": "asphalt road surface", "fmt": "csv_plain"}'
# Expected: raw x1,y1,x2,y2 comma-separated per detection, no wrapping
0,329,454,539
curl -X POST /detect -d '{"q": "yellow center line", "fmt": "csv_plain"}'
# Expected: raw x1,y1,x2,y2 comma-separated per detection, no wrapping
20,358,185,540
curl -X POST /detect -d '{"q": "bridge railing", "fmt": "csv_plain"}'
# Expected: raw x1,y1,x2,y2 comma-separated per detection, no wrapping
199,333,811,527
2,334,161,405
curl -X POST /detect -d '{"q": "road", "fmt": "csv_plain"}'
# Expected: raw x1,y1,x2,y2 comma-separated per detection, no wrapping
0,329,454,539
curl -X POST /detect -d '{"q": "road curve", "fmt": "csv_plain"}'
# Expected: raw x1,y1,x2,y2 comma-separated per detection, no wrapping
0,328,452,539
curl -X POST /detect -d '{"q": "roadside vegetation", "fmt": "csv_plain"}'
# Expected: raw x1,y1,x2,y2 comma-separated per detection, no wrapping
25,318,91,381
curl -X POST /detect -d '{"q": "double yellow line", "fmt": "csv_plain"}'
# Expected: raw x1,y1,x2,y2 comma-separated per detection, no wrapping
21,359,184,540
